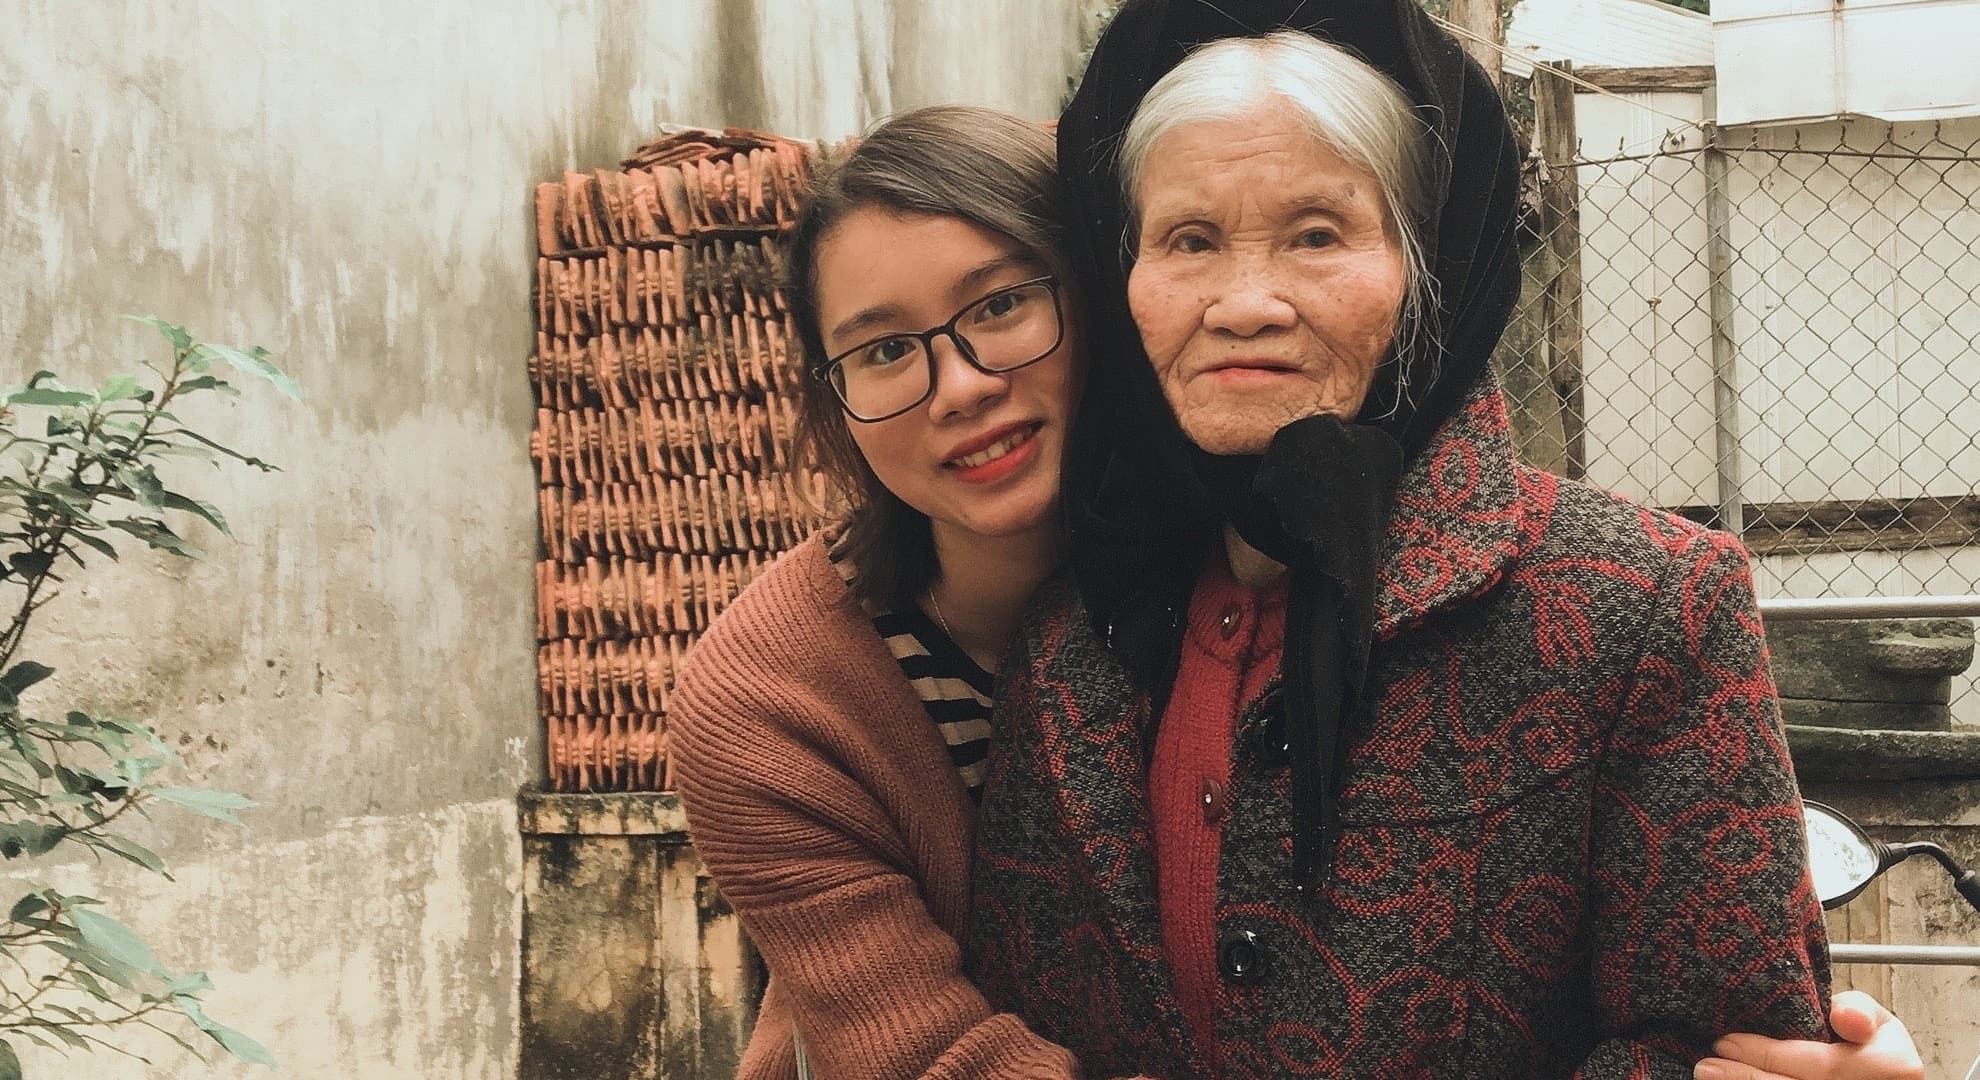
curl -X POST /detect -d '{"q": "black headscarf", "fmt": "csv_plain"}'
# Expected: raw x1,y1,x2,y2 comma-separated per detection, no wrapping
1058,0,1524,890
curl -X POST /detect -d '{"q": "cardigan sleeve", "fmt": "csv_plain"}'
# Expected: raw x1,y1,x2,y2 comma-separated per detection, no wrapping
672,662,1086,1080
1573,529,1831,1078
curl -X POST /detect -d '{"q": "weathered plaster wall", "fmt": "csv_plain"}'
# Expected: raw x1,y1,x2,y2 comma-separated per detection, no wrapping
0,1,1112,1075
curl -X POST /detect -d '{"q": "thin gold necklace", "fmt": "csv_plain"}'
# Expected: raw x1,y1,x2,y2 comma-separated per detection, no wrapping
925,587,957,642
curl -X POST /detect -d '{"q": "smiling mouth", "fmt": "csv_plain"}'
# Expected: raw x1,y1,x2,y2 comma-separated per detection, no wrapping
945,423,1041,469
1206,359,1299,374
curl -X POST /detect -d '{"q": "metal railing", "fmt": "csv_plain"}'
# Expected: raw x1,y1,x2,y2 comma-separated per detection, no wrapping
1759,596,1980,622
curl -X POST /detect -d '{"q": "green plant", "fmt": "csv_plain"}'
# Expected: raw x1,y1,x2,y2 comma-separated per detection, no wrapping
0,317,297,1076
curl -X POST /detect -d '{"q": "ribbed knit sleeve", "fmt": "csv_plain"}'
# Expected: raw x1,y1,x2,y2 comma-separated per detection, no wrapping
671,537,1084,1080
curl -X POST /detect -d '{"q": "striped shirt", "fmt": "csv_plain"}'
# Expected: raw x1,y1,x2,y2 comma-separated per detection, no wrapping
827,537,994,800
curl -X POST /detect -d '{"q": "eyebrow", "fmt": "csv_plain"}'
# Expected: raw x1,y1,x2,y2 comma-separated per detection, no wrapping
1140,189,1360,234
826,252,1044,345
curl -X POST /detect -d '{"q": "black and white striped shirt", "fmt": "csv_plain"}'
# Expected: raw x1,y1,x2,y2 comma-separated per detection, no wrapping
828,540,994,800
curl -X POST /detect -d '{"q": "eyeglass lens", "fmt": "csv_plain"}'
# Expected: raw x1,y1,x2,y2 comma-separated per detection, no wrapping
830,281,1059,420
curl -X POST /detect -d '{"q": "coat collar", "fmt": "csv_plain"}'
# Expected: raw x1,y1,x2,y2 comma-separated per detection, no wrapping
1373,378,1540,638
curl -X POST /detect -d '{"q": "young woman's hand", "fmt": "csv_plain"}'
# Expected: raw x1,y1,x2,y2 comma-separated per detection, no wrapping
1694,991,1926,1080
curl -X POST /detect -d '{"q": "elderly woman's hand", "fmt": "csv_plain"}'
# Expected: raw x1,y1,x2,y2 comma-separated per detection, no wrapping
1693,991,1926,1080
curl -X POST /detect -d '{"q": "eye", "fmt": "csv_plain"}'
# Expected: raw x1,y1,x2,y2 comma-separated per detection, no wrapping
1295,228,1338,249
977,289,1027,321
857,336,918,369
1172,231,1214,255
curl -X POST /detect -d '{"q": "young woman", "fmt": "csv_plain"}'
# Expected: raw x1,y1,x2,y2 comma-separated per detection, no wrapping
668,105,1085,1079
669,103,1925,1080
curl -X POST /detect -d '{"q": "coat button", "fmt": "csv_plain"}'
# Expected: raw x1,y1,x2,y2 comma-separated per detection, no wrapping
1199,777,1229,825
1256,699,1289,767
1218,928,1268,985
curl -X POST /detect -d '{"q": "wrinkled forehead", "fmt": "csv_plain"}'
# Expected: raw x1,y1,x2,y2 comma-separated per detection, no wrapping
1127,115,1395,245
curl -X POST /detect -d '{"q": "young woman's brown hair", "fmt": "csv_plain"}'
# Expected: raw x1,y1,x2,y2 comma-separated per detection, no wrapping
786,105,1069,606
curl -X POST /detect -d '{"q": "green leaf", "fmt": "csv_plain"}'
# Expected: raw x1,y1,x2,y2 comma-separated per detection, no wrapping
207,1022,277,1066
176,995,277,1066
124,315,194,352
115,465,166,509
65,529,120,560
0,777,48,804
166,971,215,996
97,833,169,876
161,491,230,536
194,344,301,401
9,893,49,923
151,787,254,824
0,821,67,858
70,906,163,976
36,1020,91,1051
69,967,113,1002
0,1037,20,1080
176,375,240,397
53,764,95,796
9,735,52,778
5,387,93,408
99,374,150,402
0,662,54,695
153,426,277,471
107,517,201,558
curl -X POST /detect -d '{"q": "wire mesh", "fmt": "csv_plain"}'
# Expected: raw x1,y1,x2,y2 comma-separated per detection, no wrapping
1497,108,1980,729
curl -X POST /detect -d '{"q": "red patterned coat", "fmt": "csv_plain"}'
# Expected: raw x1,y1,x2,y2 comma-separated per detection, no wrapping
963,386,1830,1079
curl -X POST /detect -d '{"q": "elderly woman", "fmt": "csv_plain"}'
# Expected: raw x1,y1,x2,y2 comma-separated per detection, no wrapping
964,1,1837,1076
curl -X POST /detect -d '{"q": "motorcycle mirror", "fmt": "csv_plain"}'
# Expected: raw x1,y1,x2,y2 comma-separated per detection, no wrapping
1804,800,1888,910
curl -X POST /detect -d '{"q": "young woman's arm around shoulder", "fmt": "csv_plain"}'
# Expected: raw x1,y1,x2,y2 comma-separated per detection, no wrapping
670,540,1082,1080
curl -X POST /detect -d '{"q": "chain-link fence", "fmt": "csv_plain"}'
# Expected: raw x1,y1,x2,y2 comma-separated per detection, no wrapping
1498,69,1980,729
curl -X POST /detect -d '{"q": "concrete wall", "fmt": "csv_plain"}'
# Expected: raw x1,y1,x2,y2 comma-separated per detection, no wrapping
0,1,1111,1075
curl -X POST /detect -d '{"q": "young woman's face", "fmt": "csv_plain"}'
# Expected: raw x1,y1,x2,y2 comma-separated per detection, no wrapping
813,208,1081,544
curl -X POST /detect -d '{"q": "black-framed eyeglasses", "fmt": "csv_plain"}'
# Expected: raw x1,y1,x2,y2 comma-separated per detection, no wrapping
812,275,1065,423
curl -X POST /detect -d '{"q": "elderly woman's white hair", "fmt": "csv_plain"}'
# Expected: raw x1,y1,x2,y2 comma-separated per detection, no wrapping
1119,30,1438,393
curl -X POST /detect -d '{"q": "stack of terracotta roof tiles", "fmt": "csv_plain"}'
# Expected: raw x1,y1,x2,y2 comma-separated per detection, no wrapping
531,127,831,792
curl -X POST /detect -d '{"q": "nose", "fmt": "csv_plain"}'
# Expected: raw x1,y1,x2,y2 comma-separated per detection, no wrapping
1202,256,1297,337
924,333,1008,421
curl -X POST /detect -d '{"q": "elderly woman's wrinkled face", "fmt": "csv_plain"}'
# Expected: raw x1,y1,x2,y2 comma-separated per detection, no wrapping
1127,100,1407,456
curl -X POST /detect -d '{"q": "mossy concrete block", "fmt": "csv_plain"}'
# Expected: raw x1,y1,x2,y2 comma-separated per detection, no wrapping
1780,699,1953,732
1769,618,1975,731
519,791,761,1080
1787,724,1980,782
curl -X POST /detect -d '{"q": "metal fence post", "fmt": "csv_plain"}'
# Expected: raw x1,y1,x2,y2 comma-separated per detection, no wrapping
1703,123,1747,535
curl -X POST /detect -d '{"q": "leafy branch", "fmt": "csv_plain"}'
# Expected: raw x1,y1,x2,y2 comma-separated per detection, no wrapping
0,317,296,1077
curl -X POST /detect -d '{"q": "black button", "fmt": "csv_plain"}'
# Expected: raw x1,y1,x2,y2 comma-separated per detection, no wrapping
1256,700,1289,767
1217,928,1268,985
